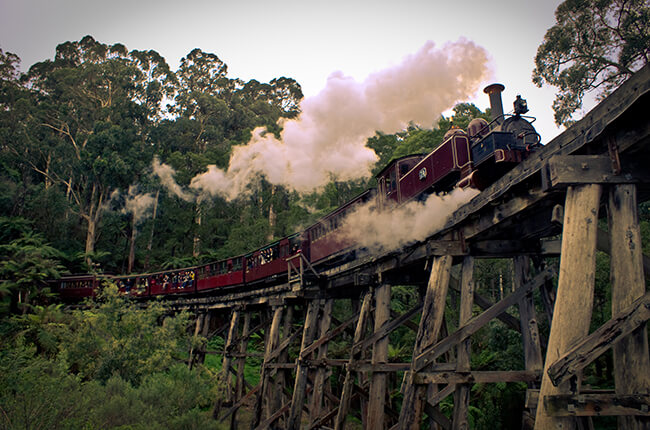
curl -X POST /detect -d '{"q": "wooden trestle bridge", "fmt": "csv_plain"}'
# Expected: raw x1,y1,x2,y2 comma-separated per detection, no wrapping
174,66,650,429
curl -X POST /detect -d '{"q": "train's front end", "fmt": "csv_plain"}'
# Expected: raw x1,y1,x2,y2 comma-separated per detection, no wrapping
459,83,541,189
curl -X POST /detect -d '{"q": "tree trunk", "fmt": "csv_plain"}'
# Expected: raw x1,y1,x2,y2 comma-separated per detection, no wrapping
193,201,201,258
127,213,137,273
83,184,107,269
44,154,52,189
85,216,97,268
144,190,159,270
268,185,277,241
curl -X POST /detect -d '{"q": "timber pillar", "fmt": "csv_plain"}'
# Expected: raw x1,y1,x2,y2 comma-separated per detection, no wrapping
535,184,602,429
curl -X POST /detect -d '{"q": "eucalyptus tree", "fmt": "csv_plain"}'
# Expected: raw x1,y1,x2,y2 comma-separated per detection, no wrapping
533,0,650,125
21,36,167,267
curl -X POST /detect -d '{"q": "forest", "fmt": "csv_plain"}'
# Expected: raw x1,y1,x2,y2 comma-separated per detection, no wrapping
1,0,649,426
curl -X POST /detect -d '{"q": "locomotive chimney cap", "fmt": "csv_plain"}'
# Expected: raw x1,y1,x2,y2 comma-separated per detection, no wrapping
483,83,505,94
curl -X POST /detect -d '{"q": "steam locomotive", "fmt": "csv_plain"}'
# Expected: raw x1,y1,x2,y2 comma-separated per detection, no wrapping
54,84,541,300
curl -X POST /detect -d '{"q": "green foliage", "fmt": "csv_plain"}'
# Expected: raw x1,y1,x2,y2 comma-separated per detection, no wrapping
62,284,190,385
0,227,63,315
0,343,95,430
0,283,221,429
533,0,650,125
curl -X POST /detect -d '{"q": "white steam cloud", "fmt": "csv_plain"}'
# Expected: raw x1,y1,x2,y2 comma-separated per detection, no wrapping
152,156,194,201
122,186,156,225
340,188,480,254
191,39,490,200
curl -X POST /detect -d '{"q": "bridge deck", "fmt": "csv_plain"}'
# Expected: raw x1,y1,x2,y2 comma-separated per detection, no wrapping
168,64,650,311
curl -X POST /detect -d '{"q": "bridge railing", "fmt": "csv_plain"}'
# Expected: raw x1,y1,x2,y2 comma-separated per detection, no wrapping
287,252,319,289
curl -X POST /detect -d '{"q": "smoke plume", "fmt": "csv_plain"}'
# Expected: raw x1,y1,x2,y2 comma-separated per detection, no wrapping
122,186,156,225
152,156,194,201
191,39,490,200
340,188,480,254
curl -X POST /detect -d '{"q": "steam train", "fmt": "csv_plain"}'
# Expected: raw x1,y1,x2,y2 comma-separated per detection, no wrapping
54,84,541,301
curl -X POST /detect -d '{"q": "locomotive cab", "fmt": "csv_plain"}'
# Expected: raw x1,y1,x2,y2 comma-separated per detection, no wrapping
458,85,541,189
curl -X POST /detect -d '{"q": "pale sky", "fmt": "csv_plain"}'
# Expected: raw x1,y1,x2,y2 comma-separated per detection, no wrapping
0,0,575,142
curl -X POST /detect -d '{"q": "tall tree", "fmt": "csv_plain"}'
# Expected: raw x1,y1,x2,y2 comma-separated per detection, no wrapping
21,36,157,266
533,0,650,125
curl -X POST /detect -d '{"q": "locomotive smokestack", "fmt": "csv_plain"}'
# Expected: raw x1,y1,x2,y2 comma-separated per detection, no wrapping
484,83,505,123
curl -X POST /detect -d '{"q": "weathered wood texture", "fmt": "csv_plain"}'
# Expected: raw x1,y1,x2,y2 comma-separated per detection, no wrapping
608,184,650,430
452,257,473,430
535,184,602,430
288,300,321,430
544,393,650,417
252,307,283,428
335,292,372,430
543,155,650,189
414,370,540,384
231,312,250,430
273,304,294,419
309,298,333,426
188,312,205,369
414,268,554,371
399,255,453,429
515,256,543,374
368,284,391,429
213,308,240,418
547,291,650,386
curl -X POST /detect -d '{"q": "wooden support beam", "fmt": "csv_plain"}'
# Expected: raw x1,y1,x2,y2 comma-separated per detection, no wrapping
230,312,250,430
544,394,650,417
264,360,441,372
310,391,361,430
213,308,240,418
187,312,204,369
535,184,601,430
429,383,456,408
273,304,294,418
414,268,554,372
450,276,522,332
542,155,650,190
255,400,291,430
219,382,260,423
452,256,473,429
457,188,548,240
310,299,333,425
252,306,283,427
547,291,650,387
391,309,420,332
198,311,212,365
526,388,617,409
608,183,650,429
335,291,372,430
368,283,391,429
399,255,453,430
265,327,301,364
300,311,358,358
514,256,543,375
413,370,540,384
423,402,452,430
288,299,321,430
555,209,650,279
360,303,423,350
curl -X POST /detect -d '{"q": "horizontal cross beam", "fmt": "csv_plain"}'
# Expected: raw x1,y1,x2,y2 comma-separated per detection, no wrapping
544,393,650,417
547,290,650,387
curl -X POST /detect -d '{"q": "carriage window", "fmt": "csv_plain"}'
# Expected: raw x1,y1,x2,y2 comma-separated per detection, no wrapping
399,162,411,177
232,258,242,271
386,169,397,194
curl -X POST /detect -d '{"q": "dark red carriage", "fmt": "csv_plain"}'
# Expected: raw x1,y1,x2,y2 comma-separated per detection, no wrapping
196,256,245,291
